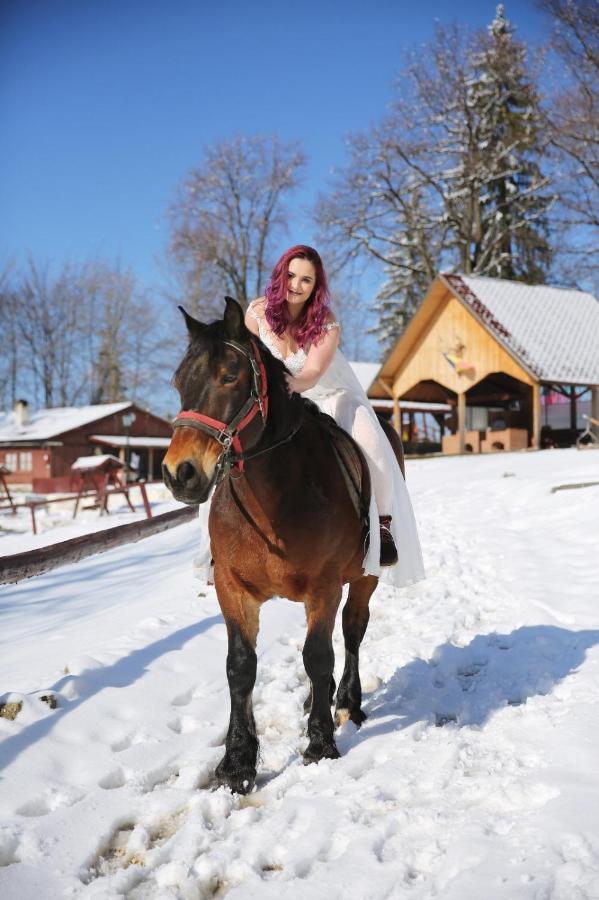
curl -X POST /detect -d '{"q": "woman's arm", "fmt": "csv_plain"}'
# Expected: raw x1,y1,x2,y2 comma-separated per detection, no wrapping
285,320,340,394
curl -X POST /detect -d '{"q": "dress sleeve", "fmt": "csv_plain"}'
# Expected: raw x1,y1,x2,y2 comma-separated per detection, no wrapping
247,301,261,322
322,321,340,332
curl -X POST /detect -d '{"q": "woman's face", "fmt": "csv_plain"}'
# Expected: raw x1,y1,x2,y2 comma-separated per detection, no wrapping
286,257,317,307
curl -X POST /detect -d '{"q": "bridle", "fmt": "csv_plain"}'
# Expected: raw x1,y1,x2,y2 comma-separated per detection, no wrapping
172,337,298,482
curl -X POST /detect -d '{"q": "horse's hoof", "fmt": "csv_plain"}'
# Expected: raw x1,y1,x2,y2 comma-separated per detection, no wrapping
215,758,256,795
335,707,367,728
303,740,340,765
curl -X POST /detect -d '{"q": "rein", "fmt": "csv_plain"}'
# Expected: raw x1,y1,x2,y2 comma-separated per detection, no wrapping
172,337,298,482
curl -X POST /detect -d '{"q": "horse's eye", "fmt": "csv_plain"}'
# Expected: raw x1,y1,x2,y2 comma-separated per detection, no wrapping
222,374,237,385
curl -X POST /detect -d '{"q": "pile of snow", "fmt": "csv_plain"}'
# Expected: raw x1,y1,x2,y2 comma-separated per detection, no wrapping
1,448,598,898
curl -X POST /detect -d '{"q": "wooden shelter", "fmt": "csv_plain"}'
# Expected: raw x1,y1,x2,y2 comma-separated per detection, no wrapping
369,274,599,454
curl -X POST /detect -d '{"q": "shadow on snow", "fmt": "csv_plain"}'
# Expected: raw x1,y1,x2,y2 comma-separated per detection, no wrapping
0,613,223,771
348,624,599,743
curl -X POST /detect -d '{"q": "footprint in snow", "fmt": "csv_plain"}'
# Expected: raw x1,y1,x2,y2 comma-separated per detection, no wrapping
16,788,84,817
98,768,127,790
170,688,194,707
167,714,201,735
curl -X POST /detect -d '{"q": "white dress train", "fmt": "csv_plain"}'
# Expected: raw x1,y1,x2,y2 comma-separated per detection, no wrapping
194,313,425,589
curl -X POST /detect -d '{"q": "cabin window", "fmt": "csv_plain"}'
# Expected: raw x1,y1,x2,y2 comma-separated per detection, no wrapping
5,452,17,471
19,452,33,472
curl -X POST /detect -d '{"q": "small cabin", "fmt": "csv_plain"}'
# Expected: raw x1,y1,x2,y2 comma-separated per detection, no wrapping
0,401,172,490
368,274,599,453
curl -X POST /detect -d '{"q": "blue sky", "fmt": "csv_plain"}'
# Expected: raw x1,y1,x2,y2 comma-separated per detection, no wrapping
1,0,550,351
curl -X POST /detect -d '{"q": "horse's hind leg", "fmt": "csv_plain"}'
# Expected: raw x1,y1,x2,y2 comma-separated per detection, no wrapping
335,574,378,727
214,578,261,794
303,590,342,764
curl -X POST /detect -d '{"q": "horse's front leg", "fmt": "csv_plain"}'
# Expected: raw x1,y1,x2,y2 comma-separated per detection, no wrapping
214,576,261,794
303,590,342,764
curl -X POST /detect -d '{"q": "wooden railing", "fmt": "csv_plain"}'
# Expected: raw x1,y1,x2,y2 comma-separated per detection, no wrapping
0,505,198,585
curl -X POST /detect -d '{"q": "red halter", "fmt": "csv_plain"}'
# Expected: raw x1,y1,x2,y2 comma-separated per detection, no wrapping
172,338,269,475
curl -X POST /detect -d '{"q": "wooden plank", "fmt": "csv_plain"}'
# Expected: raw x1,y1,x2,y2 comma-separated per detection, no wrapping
0,505,198,586
551,481,599,494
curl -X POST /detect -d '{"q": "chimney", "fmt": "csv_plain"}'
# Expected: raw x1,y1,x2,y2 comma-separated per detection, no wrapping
14,399,30,428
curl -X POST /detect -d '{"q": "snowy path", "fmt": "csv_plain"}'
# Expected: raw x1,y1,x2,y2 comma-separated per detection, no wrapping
1,449,599,898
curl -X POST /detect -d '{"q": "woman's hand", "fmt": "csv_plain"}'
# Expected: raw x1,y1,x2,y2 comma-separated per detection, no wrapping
284,372,301,396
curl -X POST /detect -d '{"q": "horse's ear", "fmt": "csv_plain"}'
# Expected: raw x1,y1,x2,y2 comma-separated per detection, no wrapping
223,296,246,340
178,306,205,340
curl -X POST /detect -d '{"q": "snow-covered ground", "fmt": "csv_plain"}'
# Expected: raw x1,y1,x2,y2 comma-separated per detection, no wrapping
1,448,599,899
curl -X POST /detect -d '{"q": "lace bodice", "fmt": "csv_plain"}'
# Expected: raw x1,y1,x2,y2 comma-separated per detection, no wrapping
248,303,339,376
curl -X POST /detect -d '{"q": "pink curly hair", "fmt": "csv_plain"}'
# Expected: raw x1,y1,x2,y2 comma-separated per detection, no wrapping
264,245,332,348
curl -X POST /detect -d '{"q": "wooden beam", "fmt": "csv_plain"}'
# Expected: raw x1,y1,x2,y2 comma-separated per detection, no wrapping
458,392,466,454
393,395,401,433
376,377,394,399
0,505,198,586
592,387,599,440
532,383,541,449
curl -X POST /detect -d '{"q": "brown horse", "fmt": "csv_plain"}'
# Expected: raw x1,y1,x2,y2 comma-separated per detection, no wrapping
163,298,403,794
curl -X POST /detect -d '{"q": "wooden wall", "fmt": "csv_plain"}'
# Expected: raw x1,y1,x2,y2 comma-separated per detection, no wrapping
391,292,535,400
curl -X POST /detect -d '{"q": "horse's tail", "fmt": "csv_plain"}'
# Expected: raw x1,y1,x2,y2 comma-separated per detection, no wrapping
376,414,406,480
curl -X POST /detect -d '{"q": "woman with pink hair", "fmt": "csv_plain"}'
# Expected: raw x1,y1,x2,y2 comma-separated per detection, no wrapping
244,245,424,588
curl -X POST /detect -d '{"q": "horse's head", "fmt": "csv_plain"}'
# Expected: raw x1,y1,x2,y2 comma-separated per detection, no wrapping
163,297,266,504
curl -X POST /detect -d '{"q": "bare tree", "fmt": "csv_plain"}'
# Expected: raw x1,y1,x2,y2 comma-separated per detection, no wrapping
168,134,306,312
79,262,164,406
539,0,599,286
0,262,20,410
317,11,553,348
17,259,85,407
3,259,165,411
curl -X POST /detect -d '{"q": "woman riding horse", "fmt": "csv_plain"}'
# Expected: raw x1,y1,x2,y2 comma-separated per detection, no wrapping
163,246,424,793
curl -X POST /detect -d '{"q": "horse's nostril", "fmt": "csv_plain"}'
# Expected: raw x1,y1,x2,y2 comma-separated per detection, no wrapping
162,463,172,486
177,461,198,486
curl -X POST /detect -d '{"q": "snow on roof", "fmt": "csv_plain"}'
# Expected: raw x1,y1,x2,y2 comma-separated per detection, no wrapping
91,435,172,449
0,402,131,443
444,274,599,384
349,361,381,393
71,454,124,470
373,399,452,412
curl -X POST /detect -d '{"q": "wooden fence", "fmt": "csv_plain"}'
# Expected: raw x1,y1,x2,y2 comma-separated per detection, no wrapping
0,505,198,586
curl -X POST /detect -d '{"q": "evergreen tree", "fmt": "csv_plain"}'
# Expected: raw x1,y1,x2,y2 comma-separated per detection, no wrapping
465,5,552,281
318,8,554,348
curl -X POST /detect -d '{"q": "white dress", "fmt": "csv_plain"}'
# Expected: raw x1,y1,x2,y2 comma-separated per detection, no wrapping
194,313,425,589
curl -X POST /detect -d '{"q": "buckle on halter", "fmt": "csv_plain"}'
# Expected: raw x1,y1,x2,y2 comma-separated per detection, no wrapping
216,429,233,448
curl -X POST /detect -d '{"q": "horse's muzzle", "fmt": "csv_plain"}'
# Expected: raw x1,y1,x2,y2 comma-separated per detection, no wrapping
162,460,212,505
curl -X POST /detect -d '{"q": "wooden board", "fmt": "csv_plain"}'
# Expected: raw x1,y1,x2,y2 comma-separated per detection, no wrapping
0,505,198,586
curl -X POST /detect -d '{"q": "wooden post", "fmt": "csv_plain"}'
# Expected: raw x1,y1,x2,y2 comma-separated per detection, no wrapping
148,447,155,480
458,392,466,454
29,504,37,535
532,383,541,449
138,480,152,519
592,386,599,440
570,385,577,431
392,395,401,434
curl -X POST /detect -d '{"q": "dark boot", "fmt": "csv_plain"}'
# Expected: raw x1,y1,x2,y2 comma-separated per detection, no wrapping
379,515,398,566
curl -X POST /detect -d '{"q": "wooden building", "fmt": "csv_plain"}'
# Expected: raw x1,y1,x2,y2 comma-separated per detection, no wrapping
0,401,172,490
368,274,599,453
